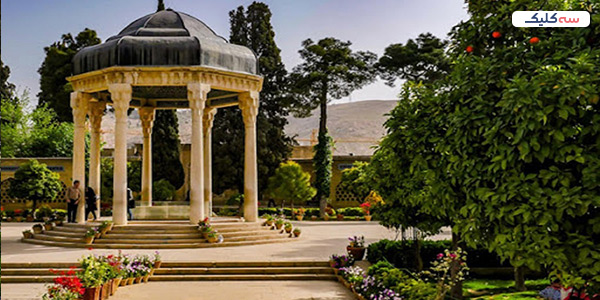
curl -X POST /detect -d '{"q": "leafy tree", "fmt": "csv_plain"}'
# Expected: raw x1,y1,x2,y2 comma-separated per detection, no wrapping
265,161,316,208
38,28,100,122
443,0,600,291
8,159,63,210
151,110,185,190
290,37,377,215
212,2,294,196
337,161,371,202
153,179,176,201
1,59,15,104
371,0,600,293
1,94,75,158
100,158,143,202
377,33,449,85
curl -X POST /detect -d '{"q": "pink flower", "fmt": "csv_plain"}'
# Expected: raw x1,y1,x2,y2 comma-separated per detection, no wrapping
449,253,457,259
437,253,444,259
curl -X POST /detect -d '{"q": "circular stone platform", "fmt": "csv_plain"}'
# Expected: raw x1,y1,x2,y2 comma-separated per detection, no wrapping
21,218,296,249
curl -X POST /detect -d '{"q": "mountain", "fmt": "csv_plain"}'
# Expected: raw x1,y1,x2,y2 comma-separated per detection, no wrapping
101,100,398,156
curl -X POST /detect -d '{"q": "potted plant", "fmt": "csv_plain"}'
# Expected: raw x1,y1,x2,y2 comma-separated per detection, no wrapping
323,213,330,221
43,219,55,231
311,215,318,221
153,251,162,269
14,209,24,222
53,215,64,226
336,212,344,221
78,255,106,300
198,217,210,228
329,254,354,273
207,232,218,243
98,220,113,235
274,218,284,230
22,229,34,239
26,210,34,222
360,202,372,221
32,223,44,234
199,225,214,239
85,228,96,245
293,228,301,237
265,215,275,226
284,222,293,233
294,207,306,221
346,236,366,260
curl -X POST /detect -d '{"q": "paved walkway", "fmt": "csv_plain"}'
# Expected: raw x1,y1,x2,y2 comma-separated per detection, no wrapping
1,281,355,300
1,221,451,299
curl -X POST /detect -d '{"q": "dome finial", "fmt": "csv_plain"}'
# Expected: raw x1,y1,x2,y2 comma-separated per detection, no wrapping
157,0,165,12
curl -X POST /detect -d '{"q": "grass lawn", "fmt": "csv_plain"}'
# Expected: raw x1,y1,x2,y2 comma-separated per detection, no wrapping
464,279,547,299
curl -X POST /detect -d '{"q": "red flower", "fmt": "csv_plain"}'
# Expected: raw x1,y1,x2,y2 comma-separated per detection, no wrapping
492,31,501,38
529,37,540,44
88,247,94,251
465,45,474,53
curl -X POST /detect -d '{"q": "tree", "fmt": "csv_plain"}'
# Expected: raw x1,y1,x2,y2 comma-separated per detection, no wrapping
212,2,294,196
152,110,185,190
8,159,62,210
337,161,371,202
377,33,449,86
1,95,75,158
38,28,100,122
265,161,316,208
371,0,600,293
290,37,377,216
443,0,600,291
1,59,15,104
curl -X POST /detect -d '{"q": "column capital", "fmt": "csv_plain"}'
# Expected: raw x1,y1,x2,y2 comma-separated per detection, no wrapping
88,101,106,133
108,84,131,119
203,108,217,134
139,107,155,136
70,92,90,126
187,83,211,111
239,91,259,127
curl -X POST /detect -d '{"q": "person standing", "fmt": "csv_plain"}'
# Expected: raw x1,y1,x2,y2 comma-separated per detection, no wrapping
127,188,135,220
66,180,81,223
85,186,98,221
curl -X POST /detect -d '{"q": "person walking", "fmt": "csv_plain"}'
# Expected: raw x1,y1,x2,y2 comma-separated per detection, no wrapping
66,180,81,223
85,186,98,221
127,188,135,220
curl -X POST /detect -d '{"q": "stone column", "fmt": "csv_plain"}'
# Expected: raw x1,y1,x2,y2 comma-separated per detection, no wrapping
188,83,210,224
139,107,155,207
239,91,259,222
203,108,217,218
70,92,89,224
88,101,106,218
108,84,131,225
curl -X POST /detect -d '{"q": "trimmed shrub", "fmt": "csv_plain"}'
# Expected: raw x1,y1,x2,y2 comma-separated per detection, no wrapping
152,179,176,201
367,239,510,269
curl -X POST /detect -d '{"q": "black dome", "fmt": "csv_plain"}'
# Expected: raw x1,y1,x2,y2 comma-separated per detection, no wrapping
73,9,258,75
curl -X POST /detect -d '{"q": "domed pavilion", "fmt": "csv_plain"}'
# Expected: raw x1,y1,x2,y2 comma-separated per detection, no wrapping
68,8,263,225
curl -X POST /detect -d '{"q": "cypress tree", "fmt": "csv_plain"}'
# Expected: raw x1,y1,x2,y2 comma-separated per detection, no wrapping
212,2,293,196
152,110,185,190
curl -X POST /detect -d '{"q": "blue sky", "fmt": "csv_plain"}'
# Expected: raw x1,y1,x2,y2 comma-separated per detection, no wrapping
1,0,468,104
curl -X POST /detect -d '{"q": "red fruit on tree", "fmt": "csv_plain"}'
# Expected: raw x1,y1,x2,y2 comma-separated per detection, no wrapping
492,31,501,38
466,45,474,53
529,37,540,44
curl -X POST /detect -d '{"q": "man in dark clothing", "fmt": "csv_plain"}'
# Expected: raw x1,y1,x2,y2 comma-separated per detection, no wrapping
127,188,135,220
66,180,81,223
85,186,98,221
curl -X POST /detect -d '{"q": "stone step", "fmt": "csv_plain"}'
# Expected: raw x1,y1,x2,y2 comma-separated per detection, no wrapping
149,274,336,281
160,261,330,268
22,236,295,249
51,226,88,233
32,234,85,243
1,268,81,276
154,267,334,275
44,230,85,238
1,276,56,283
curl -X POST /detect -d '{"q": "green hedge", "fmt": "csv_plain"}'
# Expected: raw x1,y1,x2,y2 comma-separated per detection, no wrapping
257,207,367,217
367,239,511,269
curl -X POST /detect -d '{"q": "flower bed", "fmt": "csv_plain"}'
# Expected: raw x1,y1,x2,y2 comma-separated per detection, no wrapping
42,251,162,300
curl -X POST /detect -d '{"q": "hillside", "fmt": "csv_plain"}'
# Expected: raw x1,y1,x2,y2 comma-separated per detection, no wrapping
101,100,398,156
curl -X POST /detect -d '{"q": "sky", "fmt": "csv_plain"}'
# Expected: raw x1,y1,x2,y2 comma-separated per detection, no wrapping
1,0,469,105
